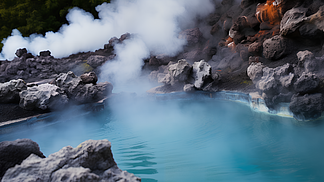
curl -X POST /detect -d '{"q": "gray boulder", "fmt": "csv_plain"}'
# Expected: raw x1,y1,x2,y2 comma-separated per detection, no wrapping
192,60,212,89
263,35,292,60
53,71,113,103
2,140,141,182
289,93,323,121
0,79,27,103
183,84,196,92
159,59,192,86
247,62,264,83
0,139,45,180
39,50,51,57
280,8,308,36
19,83,69,110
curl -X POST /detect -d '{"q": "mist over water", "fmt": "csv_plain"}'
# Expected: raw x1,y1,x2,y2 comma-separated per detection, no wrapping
1,95,324,182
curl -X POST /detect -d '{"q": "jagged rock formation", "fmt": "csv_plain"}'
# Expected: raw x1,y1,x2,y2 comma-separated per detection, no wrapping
1,139,140,182
149,59,219,93
19,83,69,110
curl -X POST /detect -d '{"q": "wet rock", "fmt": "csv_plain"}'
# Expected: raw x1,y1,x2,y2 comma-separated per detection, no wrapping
0,79,27,103
192,60,212,89
0,139,45,181
2,140,141,182
263,35,292,60
15,48,27,58
289,93,323,121
294,72,319,93
80,72,98,85
19,83,69,110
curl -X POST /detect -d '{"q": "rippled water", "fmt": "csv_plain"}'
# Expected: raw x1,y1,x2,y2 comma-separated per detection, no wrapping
1,93,324,182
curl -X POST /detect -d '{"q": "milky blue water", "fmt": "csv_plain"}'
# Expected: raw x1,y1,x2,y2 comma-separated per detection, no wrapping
1,93,324,182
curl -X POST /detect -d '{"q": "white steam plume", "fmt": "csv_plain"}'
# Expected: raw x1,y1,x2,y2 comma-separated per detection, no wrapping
0,0,214,92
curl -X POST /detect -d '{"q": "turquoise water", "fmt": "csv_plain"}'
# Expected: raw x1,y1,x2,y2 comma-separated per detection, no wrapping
1,94,324,181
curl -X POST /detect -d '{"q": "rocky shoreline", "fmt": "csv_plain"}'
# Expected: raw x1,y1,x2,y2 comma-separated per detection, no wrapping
2,0,324,180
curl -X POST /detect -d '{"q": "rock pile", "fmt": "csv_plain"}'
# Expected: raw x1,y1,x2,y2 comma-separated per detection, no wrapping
0,139,140,182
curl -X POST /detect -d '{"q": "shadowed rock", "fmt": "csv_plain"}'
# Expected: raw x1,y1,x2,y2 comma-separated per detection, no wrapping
0,79,27,103
290,93,323,121
0,139,45,180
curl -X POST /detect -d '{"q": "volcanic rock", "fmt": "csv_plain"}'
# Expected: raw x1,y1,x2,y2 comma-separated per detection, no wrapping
1,140,141,182
15,48,27,58
19,83,69,110
192,60,212,89
159,59,192,86
289,93,323,121
86,55,107,68
247,62,264,83
80,71,98,85
52,71,113,103
179,28,203,46
280,8,308,36
0,79,27,103
0,139,45,181
294,72,319,94
39,50,51,57
262,35,292,60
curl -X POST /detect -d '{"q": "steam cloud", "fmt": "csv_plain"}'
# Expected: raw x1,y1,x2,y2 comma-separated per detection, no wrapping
0,0,215,92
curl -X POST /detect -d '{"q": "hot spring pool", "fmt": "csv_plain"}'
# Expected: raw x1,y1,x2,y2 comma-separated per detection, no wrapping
1,93,324,182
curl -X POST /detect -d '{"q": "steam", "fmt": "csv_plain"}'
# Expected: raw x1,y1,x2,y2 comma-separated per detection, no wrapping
0,0,214,92
0,0,214,60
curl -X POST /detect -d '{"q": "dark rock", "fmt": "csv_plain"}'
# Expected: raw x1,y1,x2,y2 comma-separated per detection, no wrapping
294,72,319,94
39,50,51,57
19,83,69,110
0,139,45,180
289,93,323,121
248,42,263,56
179,28,203,46
2,140,140,182
86,55,107,68
15,48,27,58
263,35,292,60
0,79,27,103
80,71,98,85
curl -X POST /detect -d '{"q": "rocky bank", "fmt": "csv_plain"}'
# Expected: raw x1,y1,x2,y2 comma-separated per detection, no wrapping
0,139,141,182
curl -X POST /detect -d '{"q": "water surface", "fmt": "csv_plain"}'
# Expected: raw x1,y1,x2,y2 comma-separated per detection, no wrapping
1,94,324,182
